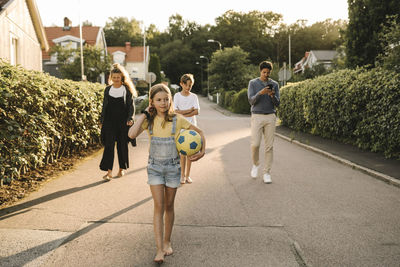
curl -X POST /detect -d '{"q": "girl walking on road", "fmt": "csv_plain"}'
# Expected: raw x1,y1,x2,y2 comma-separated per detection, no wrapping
100,63,137,180
173,74,200,184
128,84,206,263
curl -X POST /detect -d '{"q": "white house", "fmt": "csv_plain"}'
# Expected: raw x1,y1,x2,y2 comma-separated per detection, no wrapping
42,17,107,82
107,42,149,82
294,50,338,74
0,0,48,71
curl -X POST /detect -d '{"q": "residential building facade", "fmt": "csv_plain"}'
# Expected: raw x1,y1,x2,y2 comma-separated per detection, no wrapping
294,50,338,74
42,17,107,82
0,0,48,71
107,42,149,83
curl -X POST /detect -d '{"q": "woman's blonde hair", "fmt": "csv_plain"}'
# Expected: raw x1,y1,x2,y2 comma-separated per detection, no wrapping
148,83,175,128
108,63,138,97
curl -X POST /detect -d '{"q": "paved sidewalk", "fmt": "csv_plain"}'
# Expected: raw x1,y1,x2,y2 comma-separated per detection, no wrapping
275,125,400,186
209,100,400,187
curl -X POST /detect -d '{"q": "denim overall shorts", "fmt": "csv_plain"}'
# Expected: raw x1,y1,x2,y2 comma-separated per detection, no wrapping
147,116,181,188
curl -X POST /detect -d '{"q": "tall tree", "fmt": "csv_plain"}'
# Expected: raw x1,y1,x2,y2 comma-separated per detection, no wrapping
104,17,143,46
346,0,400,68
159,39,195,85
149,53,162,84
376,15,400,72
275,19,347,67
51,45,110,82
167,14,186,40
212,10,282,64
208,46,253,92
155,14,213,89
145,24,170,56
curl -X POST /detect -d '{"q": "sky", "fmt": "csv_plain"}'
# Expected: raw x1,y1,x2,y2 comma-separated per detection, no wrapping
35,0,349,31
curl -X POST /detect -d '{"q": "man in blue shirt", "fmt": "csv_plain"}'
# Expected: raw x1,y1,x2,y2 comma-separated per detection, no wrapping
247,61,280,183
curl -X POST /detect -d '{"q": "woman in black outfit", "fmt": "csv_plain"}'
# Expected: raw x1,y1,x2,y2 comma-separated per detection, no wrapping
100,63,137,180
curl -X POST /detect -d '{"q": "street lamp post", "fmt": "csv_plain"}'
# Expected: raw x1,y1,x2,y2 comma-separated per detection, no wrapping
207,39,222,51
78,0,85,81
195,61,203,93
199,55,209,97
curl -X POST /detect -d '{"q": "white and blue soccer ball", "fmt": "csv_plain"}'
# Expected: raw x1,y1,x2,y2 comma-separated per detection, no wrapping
176,130,202,156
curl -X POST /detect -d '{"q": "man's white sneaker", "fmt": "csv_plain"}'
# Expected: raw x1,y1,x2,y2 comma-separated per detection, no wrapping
263,173,272,184
251,165,259,178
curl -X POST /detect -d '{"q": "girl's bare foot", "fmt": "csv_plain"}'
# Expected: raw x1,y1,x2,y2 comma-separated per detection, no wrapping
180,176,185,184
154,250,164,264
163,242,173,256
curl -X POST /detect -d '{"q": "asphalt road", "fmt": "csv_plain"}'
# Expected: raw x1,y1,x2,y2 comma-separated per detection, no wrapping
0,97,399,267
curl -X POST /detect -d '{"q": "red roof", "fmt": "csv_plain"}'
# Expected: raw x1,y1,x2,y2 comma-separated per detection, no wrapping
42,26,101,60
107,43,147,63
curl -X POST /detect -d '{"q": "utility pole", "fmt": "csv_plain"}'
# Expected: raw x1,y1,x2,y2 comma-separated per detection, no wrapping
196,61,203,93
199,56,209,97
283,62,287,86
143,23,146,81
288,34,291,72
78,0,85,81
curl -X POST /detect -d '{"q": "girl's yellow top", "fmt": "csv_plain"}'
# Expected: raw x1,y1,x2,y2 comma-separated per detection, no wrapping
142,114,192,139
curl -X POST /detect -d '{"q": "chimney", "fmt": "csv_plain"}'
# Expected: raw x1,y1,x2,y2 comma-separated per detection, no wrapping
125,42,131,52
63,17,71,31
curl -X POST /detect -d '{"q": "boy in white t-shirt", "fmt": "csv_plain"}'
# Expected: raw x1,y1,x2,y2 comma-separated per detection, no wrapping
173,74,200,184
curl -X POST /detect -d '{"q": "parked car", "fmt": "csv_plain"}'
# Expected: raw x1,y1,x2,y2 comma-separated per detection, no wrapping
135,94,148,106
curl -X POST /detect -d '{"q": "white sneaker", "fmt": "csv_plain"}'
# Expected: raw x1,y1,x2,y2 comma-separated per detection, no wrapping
263,173,272,184
251,165,259,178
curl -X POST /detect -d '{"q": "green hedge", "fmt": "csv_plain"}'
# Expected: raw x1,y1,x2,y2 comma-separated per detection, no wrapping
225,90,236,109
218,89,235,108
231,88,251,114
278,67,400,159
0,60,104,183
216,89,250,114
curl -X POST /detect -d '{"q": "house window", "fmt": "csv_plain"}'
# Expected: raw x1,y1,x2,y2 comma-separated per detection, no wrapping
51,53,58,62
10,35,18,65
113,54,125,65
61,41,77,49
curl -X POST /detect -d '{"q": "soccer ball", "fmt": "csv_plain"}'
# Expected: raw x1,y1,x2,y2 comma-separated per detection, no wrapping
176,130,202,156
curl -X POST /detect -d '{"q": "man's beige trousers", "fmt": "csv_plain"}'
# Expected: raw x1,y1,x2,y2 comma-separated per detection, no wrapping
250,113,276,174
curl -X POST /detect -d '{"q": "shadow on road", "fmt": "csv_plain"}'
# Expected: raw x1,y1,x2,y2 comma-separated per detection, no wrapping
0,181,105,219
0,166,148,219
109,166,147,178
0,208,32,221
0,196,152,267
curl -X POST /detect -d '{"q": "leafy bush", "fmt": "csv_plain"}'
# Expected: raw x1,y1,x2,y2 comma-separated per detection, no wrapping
135,98,149,114
231,88,251,114
224,90,236,109
135,80,149,96
208,46,252,93
278,67,400,159
217,89,235,108
217,89,226,107
376,15,400,72
0,60,104,183
51,45,110,82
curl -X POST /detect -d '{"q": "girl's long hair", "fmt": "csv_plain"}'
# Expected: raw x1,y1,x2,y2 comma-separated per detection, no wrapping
108,63,138,97
148,83,175,128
